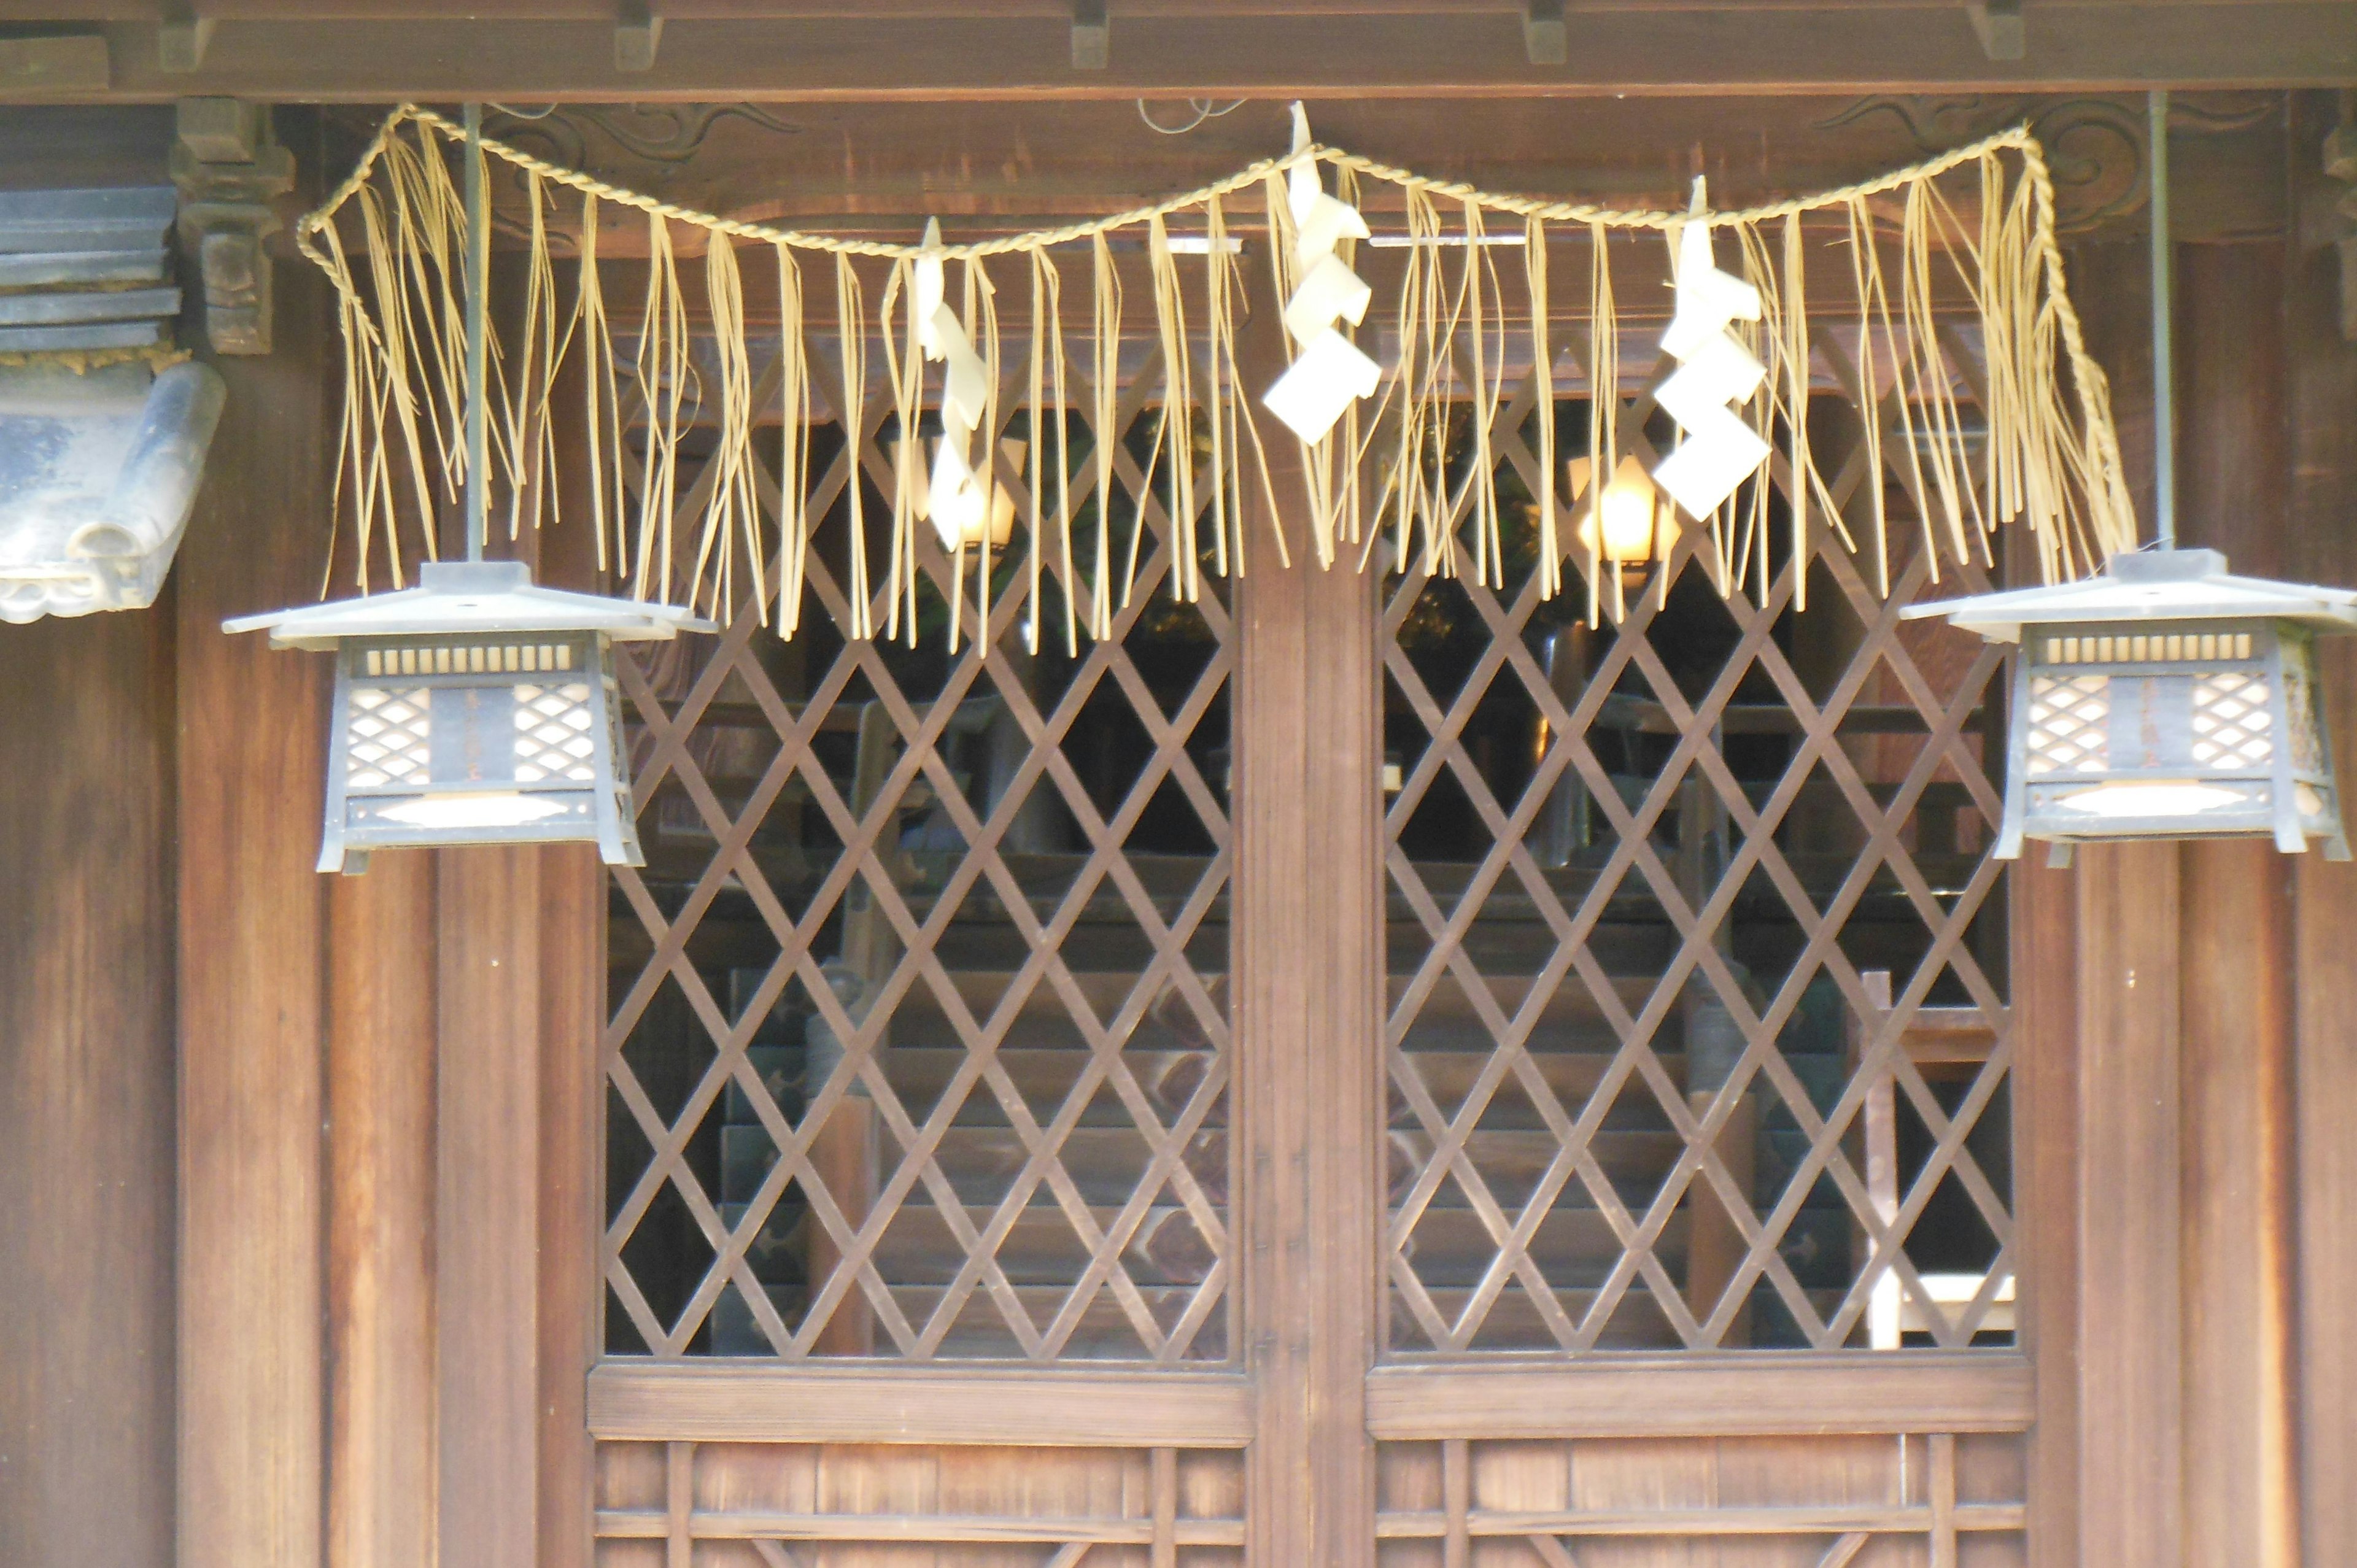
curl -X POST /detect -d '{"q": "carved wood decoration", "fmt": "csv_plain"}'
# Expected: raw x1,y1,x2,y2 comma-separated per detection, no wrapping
170,98,295,355
603,313,1235,1364
1379,325,2016,1356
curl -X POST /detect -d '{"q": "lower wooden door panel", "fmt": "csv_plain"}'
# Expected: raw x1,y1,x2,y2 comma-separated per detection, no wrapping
594,1441,1246,1568
586,1428,2026,1568
1375,1434,2024,1568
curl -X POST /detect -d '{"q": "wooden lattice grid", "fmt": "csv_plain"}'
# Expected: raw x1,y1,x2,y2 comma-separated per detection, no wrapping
1379,327,2018,1355
602,328,1236,1362
600,271,2024,1362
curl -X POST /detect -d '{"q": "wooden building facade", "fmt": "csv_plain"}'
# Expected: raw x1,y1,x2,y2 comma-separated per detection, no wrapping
2,13,2355,1568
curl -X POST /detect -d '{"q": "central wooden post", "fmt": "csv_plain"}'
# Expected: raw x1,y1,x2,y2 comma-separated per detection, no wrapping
1232,274,1383,1568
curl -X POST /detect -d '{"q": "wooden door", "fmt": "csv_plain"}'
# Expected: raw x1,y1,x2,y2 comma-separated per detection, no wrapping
587,249,2031,1568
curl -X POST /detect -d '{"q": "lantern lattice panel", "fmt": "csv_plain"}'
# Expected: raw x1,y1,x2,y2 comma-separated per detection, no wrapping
347,687,432,787
2189,671,2273,768
2024,676,2108,776
602,330,1234,1362
1379,330,2015,1354
514,682,600,782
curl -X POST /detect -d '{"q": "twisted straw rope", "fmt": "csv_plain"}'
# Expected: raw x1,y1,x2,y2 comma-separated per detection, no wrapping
294,102,2135,604
295,107,2113,448
302,103,2052,258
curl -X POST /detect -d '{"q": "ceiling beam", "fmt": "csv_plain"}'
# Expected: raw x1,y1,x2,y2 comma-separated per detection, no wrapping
7,7,2350,101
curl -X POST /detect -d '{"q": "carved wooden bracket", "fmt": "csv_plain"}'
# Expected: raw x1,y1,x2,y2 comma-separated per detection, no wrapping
169,98,293,357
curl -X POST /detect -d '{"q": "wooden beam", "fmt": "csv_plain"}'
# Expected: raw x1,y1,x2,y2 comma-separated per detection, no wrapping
68,7,2357,101
586,1365,1256,1445
2286,87,2357,1568
0,568,176,1568
176,139,333,1568
1233,268,1382,1568
1364,1355,2036,1438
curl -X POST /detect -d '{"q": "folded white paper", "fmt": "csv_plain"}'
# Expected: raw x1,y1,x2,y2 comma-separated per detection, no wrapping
1283,252,1374,346
1263,328,1380,444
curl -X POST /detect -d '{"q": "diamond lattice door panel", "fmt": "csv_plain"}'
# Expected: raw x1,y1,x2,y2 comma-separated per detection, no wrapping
604,337,1233,1362
1382,386,2016,1355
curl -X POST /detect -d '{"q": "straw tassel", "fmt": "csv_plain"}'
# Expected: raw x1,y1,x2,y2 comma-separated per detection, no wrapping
296,103,2139,646
775,243,810,635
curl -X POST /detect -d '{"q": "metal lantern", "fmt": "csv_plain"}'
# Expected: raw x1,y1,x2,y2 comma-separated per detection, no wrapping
1903,548,2357,863
226,560,709,873
228,104,710,875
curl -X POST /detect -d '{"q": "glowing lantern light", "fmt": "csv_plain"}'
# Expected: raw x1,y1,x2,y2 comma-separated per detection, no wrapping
1565,453,1676,568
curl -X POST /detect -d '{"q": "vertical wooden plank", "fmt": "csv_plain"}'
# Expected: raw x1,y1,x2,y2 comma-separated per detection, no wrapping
532,341,609,1568
665,1442,694,1568
1441,1440,1469,1568
1233,274,1381,1568
0,599,177,1568
1928,1433,1957,1568
1151,1447,1177,1568
176,109,331,1568
541,843,606,1568
2175,233,2302,1568
2285,88,2357,1568
327,852,439,1568
2071,841,2183,1568
438,845,546,1568
2011,857,2079,1568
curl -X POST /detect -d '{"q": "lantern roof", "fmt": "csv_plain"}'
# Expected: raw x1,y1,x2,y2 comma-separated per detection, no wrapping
224,560,713,650
1902,547,2357,643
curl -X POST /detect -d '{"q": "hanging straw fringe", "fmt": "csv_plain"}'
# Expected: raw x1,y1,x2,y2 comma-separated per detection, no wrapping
296,104,2138,641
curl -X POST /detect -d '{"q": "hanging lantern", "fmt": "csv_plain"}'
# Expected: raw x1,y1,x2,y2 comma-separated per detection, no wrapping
1565,453,1676,569
893,435,1027,552
226,104,710,875
226,560,709,873
1904,548,2356,863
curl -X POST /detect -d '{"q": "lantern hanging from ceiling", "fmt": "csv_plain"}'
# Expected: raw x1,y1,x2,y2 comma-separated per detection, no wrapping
226,102,710,875
226,560,709,873
1902,548,2356,864
1907,91,2356,866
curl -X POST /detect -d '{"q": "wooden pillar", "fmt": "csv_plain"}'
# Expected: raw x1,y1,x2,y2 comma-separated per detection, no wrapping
2285,87,2357,1568
0,598,179,1568
1232,284,1382,1568
2176,236,2302,1568
175,117,333,1568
